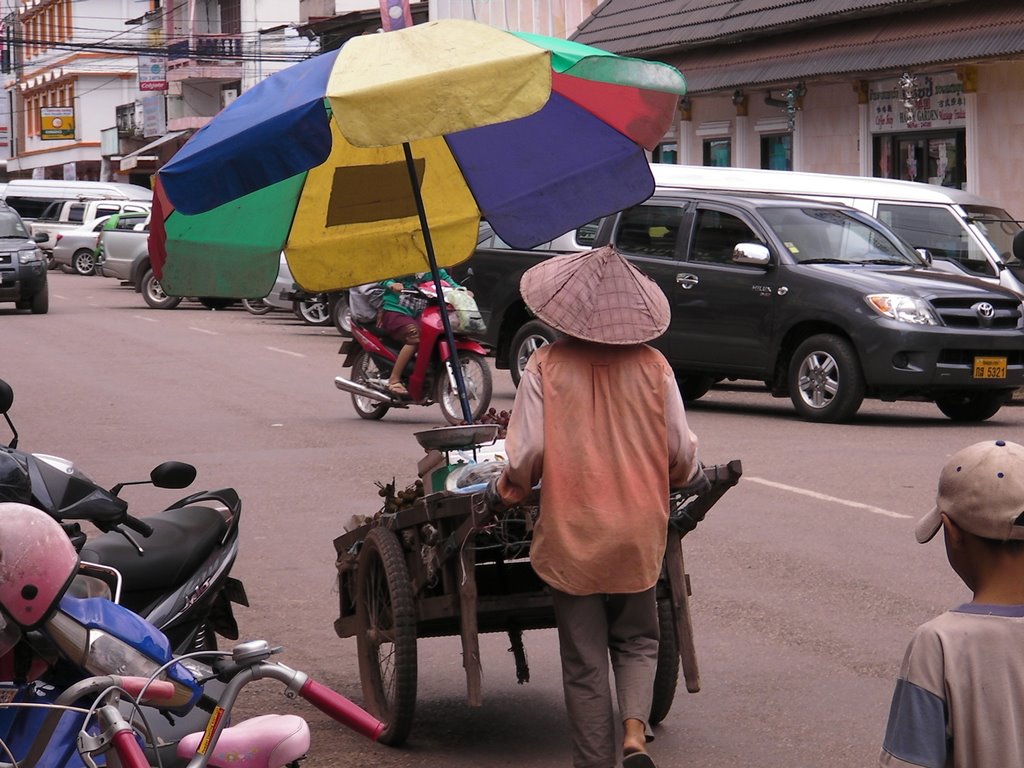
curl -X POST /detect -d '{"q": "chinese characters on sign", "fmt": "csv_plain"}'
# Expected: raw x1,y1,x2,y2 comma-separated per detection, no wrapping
869,71,966,133
40,107,74,140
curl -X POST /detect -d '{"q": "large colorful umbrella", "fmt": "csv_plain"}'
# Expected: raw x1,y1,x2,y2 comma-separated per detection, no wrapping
151,19,686,300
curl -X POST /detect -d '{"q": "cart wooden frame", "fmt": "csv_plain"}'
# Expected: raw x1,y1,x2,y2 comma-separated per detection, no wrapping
334,460,741,745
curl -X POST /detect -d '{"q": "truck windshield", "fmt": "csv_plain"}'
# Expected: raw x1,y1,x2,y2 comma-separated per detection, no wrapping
963,205,1023,275
760,207,922,266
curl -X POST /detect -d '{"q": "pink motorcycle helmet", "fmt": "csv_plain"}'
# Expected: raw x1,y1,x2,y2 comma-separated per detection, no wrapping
0,502,79,629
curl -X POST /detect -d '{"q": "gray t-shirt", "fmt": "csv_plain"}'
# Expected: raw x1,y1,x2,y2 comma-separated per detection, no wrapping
881,604,1024,767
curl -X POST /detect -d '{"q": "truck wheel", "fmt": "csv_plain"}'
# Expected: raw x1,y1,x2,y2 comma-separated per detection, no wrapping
30,283,49,314
142,268,183,309
72,249,96,276
331,292,351,335
787,334,864,423
677,374,716,402
935,391,1006,422
510,320,558,387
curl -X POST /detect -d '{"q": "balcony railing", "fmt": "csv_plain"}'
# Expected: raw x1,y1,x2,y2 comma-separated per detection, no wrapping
167,34,243,63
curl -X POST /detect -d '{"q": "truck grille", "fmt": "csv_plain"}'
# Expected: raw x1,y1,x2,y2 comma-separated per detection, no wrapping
0,253,11,265
930,296,1022,329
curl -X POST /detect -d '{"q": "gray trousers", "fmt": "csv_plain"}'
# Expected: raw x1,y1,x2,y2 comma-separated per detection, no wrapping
550,586,659,768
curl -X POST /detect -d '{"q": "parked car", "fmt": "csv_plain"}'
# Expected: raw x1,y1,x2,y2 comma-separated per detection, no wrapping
30,198,152,266
52,216,115,276
95,211,237,311
0,202,50,313
463,190,1024,423
243,253,348,329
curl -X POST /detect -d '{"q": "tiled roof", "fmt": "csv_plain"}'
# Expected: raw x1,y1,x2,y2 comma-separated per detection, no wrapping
572,0,973,55
670,4,1024,93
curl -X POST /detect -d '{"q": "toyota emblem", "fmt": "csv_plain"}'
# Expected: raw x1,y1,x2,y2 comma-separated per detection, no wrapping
975,302,995,318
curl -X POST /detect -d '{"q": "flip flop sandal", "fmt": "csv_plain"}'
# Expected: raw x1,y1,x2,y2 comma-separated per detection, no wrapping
622,753,657,768
387,382,409,397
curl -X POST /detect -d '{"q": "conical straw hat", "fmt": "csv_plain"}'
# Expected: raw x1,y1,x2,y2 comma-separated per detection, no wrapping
519,246,670,344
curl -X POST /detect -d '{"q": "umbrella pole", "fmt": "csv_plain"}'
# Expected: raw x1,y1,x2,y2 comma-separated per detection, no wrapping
402,142,475,424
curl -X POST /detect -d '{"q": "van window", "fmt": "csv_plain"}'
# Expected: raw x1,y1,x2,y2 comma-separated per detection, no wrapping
616,205,683,259
877,203,995,277
962,205,1023,268
690,209,760,265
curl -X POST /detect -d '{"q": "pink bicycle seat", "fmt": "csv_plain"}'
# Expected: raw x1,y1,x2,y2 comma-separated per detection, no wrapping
177,714,311,768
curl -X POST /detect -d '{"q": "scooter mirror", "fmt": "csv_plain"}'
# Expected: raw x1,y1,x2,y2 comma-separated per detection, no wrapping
151,461,198,489
0,380,13,415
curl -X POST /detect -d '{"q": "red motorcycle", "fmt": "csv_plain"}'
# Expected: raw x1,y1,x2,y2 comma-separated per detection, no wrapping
335,281,493,424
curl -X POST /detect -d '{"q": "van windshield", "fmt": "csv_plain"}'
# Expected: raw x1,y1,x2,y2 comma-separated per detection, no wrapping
759,207,922,266
963,205,1023,273
0,210,30,239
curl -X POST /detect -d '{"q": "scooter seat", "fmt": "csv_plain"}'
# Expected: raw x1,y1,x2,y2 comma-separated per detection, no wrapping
79,505,228,592
177,714,310,768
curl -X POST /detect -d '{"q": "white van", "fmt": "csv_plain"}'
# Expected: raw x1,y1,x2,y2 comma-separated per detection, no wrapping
651,164,1024,296
2,179,152,221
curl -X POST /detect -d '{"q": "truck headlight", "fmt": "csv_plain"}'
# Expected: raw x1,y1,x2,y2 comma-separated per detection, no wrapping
17,248,42,264
865,294,939,325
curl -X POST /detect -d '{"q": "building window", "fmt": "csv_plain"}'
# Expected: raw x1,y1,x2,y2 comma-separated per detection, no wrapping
703,138,731,167
761,134,791,170
653,143,677,164
873,130,965,188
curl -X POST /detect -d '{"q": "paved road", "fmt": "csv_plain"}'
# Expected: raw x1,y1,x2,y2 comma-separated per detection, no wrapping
4,271,1020,767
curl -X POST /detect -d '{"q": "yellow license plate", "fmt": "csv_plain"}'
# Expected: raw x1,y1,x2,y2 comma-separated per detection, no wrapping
973,356,1007,379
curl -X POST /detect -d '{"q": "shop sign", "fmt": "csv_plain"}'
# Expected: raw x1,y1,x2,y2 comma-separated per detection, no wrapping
870,72,966,133
138,54,168,91
40,107,75,140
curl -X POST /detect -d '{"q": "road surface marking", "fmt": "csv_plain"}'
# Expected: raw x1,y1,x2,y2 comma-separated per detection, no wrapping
746,476,911,519
266,346,305,358
189,326,219,335
133,315,159,322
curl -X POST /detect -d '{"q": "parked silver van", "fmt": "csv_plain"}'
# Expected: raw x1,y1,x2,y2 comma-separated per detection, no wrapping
652,164,1024,296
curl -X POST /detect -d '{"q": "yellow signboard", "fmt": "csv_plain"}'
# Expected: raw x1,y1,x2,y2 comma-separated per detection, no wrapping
40,107,75,140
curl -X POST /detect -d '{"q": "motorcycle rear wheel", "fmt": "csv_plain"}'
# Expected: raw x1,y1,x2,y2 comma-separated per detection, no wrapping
351,350,391,420
435,352,492,425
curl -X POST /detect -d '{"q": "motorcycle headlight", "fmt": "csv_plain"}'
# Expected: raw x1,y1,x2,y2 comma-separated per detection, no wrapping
865,294,939,325
17,248,43,264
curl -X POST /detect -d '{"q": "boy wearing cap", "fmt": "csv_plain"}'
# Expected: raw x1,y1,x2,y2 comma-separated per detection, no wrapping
880,439,1024,768
489,247,703,768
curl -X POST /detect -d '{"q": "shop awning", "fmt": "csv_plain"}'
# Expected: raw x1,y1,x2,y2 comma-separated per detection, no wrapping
119,130,191,172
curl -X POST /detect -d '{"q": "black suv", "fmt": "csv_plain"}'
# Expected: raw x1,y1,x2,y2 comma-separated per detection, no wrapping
0,204,49,314
463,191,1024,423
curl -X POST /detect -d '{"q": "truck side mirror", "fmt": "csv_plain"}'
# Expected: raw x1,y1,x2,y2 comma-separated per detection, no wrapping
732,243,770,266
915,248,933,266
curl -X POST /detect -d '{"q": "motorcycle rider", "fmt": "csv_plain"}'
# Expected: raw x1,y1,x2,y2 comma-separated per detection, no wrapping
379,268,464,397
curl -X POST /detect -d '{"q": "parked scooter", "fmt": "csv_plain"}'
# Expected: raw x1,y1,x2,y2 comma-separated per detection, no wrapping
0,501,382,767
0,378,247,655
335,280,493,424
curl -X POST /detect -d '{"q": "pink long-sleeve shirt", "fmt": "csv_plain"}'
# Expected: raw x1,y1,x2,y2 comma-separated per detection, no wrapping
496,339,700,596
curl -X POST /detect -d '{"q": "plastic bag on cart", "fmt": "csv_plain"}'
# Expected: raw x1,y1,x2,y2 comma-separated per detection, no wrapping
445,460,507,494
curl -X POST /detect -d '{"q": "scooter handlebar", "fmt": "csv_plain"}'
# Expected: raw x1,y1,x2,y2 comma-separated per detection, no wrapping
299,678,384,741
121,514,154,537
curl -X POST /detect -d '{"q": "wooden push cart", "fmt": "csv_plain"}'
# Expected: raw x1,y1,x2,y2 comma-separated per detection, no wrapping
333,434,741,746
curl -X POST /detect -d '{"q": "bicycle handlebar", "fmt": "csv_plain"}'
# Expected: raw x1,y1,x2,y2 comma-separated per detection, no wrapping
299,678,384,741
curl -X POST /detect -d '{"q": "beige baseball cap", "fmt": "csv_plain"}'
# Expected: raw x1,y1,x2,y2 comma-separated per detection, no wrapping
916,439,1024,543
519,246,670,345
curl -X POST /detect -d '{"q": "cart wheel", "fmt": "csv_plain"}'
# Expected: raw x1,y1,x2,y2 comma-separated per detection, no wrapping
355,527,417,745
648,595,680,726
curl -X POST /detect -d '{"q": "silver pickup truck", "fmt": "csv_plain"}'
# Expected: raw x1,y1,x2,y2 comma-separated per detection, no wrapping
31,199,151,264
